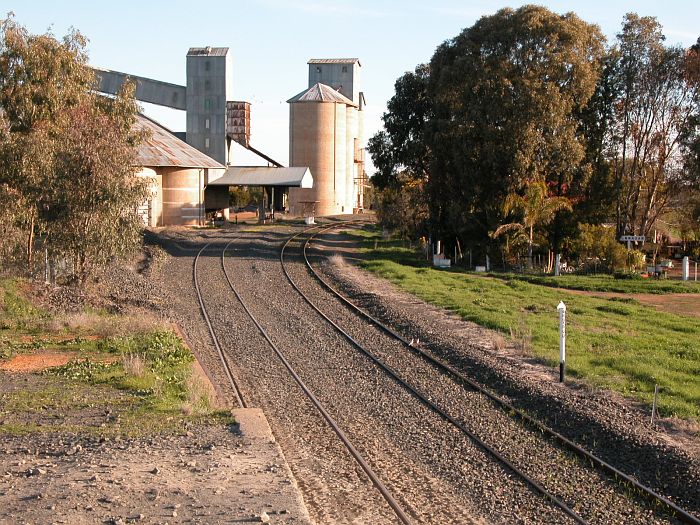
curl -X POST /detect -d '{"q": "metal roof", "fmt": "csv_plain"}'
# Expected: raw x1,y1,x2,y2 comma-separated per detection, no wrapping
187,47,228,56
308,58,361,66
134,115,224,169
287,83,358,107
207,167,313,188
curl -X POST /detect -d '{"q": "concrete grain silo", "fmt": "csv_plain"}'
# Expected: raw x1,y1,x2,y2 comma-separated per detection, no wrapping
306,58,365,213
287,83,357,216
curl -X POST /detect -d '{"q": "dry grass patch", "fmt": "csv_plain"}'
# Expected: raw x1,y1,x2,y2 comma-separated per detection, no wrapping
46,311,165,339
509,320,532,355
122,354,145,377
328,254,346,267
182,363,219,415
492,334,506,352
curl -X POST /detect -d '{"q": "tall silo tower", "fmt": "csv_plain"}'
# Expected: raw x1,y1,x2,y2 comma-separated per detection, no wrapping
186,47,233,165
307,59,365,212
288,83,357,216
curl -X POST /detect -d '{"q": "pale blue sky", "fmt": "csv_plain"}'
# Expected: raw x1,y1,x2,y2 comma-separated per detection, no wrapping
7,1,700,170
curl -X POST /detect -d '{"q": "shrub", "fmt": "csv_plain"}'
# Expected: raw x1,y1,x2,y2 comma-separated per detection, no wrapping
375,176,428,240
571,224,641,272
613,271,644,280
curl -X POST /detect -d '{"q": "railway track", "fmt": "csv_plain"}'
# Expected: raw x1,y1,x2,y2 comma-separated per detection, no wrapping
194,231,413,523
280,220,700,525
190,221,698,524
194,242,247,408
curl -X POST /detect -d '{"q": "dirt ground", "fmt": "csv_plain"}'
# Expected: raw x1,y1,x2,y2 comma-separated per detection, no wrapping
0,367,311,525
567,289,700,318
0,352,118,373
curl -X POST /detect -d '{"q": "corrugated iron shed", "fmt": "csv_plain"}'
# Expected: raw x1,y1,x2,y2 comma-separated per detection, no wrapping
187,47,228,56
134,114,224,169
208,167,313,188
308,58,361,66
287,83,357,107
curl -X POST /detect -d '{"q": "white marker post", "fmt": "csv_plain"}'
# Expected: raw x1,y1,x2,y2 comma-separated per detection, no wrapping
557,301,566,383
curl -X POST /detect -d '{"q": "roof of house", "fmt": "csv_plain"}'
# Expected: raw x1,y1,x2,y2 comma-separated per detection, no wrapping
134,114,224,169
287,83,357,107
207,166,313,188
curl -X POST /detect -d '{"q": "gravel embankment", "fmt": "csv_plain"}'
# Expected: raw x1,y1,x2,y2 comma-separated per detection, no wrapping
154,226,396,524
310,226,700,519
147,223,698,524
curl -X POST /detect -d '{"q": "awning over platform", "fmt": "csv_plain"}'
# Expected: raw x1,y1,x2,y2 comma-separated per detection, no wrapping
207,166,313,188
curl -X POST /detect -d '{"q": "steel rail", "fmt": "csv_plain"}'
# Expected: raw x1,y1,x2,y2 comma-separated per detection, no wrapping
220,233,414,525
302,222,700,525
193,242,246,408
281,224,590,525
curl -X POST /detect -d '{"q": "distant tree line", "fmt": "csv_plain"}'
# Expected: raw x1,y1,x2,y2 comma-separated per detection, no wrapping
0,16,149,282
369,6,700,270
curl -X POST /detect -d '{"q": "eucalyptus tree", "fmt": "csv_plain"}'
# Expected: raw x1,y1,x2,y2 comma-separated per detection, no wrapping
427,5,605,252
0,16,93,267
609,14,700,239
0,16,148,280
369,6,605,258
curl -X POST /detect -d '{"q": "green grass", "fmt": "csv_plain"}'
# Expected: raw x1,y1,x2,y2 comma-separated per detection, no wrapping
0,279,48,331
492,273,700,294
0,278,233,436
1,330,232,437
349,229,700,420
49,331,194,407
0,377,233,437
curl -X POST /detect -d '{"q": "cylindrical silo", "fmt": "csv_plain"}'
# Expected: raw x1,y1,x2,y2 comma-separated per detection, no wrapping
288,83,355,216
161,167,202,225
334,103,347,212
136,167,163,227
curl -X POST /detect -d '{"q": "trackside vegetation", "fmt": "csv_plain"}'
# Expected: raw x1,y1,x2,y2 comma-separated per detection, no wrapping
369,6,700,270
490,273,700,295
350,228,700,421
0,278,231,436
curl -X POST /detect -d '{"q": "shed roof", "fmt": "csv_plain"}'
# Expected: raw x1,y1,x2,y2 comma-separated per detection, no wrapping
287,83,357,107
308,58,361,66
134,115,224,169
207,167,313,188
187,47,229,56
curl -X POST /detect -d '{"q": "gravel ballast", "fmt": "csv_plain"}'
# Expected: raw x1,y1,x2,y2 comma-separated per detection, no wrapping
149,222,698,524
